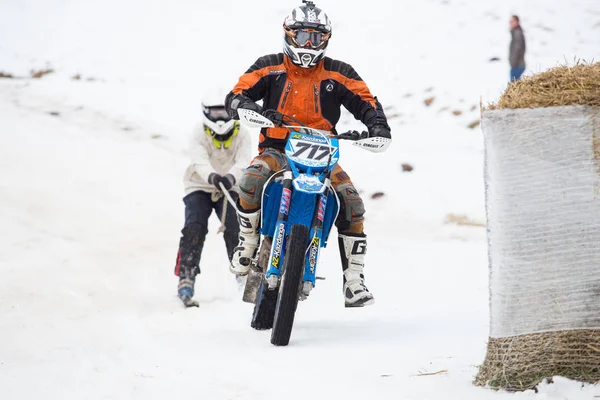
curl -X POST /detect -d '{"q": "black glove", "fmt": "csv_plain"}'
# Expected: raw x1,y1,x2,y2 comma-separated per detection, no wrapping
262,109,285,126
226,93,263,119
368,124,391,139
239,100,263,114
208,173,235,191
337,131,368,141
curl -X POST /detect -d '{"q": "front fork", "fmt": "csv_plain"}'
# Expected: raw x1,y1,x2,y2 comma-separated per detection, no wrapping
303,178,331,296
265,171,293,289
264,172,330,295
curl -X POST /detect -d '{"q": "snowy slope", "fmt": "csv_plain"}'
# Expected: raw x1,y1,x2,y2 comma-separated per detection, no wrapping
1,0,600,399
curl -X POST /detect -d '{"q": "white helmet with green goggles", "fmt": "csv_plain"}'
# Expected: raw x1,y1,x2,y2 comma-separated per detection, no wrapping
283,1,332,68
202,98,239,149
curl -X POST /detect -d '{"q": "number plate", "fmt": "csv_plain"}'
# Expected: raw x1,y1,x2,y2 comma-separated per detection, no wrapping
285,133,339,169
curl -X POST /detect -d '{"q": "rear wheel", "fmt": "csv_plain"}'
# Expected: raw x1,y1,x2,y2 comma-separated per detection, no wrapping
271,224,309,346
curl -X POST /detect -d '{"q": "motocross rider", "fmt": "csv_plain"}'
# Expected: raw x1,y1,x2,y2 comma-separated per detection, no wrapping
225,1,391,307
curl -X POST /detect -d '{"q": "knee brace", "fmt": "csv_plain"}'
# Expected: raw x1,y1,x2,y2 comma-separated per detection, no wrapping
335,182,365,234
238,150,287,210
238,164,272,209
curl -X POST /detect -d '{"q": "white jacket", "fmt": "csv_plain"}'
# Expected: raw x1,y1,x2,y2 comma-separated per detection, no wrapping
183,123,252,196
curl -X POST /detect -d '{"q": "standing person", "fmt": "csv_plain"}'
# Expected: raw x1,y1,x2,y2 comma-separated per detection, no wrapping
174,92,251,307
224,1,392,308
509,15,526,81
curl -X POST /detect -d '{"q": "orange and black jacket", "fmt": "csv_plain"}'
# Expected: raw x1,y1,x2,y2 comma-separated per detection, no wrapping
225,53,390,151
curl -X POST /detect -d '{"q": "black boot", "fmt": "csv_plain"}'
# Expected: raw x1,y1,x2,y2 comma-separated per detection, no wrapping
175,224,204,307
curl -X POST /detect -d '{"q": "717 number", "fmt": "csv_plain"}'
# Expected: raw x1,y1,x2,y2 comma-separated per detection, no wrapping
292,142,332,160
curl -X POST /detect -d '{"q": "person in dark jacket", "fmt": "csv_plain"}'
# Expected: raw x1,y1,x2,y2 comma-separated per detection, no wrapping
224,1,391,307
509,15,526,81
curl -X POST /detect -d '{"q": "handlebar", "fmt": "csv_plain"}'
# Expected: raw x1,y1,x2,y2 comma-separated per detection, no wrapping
261,109,369,142
263,109,304,128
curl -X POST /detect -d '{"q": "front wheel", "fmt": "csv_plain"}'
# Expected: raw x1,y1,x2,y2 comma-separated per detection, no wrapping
270,224,309,346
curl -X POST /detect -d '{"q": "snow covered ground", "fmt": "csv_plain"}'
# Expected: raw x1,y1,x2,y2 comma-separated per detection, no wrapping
1,0,599,399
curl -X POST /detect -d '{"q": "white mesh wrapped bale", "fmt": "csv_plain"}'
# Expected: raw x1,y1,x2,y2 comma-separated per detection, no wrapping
475,105,600,390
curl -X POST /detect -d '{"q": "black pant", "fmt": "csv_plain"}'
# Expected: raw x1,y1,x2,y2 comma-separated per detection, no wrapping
176,190,239,277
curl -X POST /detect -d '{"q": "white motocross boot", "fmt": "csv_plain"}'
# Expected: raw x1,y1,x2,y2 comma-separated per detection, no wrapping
338,234,375,307
230,209,261,276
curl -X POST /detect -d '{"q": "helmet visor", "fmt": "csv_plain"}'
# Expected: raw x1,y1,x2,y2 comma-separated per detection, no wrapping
292,29,329,49
203,105,231,123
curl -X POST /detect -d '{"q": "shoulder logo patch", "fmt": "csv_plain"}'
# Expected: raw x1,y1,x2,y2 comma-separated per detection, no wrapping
326,83,334,92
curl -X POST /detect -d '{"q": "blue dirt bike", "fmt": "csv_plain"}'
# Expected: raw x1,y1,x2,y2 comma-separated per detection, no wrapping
234,109,390,346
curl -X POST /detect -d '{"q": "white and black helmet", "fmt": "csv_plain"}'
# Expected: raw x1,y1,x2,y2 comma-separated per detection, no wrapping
201,90,239,148
283,1,332,68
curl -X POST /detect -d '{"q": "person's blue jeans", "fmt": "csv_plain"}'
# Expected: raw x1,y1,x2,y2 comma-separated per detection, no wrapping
510,66,526,81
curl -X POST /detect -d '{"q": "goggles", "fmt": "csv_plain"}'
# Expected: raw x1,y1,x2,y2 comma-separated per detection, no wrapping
288,28,330,49
203,105,231,123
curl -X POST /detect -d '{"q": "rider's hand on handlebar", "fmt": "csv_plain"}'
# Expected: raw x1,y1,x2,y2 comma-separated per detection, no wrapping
368,124,391,139
208,173,235,191
337,130,368,141
236,99,263,115
262,109,285,126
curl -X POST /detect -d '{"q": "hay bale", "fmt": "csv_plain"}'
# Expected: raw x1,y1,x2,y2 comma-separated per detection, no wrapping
475,330,600,391
488,61,600,110
477,62,600,391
